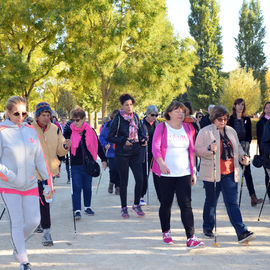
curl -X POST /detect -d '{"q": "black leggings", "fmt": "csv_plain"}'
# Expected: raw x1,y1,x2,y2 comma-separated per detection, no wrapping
115,154,143,208
158,175,194,239
38,181,51,230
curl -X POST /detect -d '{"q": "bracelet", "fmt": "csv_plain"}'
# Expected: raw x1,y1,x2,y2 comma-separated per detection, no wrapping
193,166,197,173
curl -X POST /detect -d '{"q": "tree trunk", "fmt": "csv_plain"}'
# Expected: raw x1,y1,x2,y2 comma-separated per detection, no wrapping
94,111,98,129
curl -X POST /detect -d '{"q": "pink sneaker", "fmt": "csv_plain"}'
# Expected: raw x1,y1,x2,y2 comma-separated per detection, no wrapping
162,230,174,245
186,235,204,249
132,205,145,217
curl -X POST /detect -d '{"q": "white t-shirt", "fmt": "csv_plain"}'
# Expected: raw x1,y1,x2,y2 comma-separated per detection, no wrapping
161,122,190,177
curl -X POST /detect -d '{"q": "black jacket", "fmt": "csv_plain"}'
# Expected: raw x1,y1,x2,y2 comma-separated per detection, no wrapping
256,117,267,155
261,119,270,156
228,116,252,143
107,112,146,157
63,123,106,166
200,114,211,129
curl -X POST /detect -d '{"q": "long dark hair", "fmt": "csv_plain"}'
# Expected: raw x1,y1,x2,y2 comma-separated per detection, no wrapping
259,101,270,119
232,98,246,118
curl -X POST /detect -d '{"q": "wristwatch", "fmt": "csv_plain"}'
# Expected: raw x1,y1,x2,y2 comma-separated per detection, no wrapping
207,145,211,151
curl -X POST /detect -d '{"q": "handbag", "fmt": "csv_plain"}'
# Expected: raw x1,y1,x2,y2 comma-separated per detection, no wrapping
252,143,263,168
81,131,100,177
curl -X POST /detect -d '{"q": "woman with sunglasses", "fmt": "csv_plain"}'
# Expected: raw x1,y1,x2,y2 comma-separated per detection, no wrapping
152,101,204,249
228,98,262,207
64,106,107,220
195,105,255,243
108,93,147,218
0,96,50,270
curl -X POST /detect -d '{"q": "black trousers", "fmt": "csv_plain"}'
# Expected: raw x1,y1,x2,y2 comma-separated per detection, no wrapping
115,154,143,208
38,181,51,230
108,158,120,188
264,167,270,198
158,175,194,239
242,164,255,196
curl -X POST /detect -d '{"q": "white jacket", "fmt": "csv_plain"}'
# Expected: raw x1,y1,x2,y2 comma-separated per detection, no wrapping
0,119,49,191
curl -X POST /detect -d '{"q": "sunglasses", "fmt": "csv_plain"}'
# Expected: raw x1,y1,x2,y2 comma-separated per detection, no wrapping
216,117,228,122
13,111,28,117
150,114,158,117
72,118,81,123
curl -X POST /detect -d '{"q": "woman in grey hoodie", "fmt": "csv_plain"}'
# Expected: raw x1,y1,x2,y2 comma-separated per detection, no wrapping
0,96,50,270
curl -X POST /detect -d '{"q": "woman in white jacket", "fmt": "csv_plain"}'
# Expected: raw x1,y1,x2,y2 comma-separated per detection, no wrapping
0,96,50,270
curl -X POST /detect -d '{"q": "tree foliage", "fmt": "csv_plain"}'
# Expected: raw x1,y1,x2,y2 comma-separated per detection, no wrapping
64,0,197,117
0,0,66,101
220,67,260,115
188,0,223,110
235,0,266,103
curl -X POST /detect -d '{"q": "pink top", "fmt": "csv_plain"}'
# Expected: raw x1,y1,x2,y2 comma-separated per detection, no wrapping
152,122,195,177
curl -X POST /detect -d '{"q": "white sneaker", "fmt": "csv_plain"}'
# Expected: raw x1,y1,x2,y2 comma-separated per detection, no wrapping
139,198,147,206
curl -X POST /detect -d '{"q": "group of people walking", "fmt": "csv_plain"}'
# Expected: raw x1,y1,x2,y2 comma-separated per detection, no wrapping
0,94,269,269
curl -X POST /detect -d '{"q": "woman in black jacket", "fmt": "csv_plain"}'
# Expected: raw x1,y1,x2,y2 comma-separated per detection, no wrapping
108,93,147,218
257,101,270,200
228,98,262,207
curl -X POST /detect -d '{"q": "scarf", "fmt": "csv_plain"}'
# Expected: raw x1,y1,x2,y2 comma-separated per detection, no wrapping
120,110,139,142
265,115,270,120
70,122,98,160
220,130,233,161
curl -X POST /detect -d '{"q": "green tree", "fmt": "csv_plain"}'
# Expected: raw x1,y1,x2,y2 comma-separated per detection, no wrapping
235,0,266,102
56,89,77,117
188,0,223,109
0,0,66,101
64,0,196,117
220,67,260,115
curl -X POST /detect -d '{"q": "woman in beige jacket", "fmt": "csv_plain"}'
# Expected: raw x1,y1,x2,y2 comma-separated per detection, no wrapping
195,105,255,243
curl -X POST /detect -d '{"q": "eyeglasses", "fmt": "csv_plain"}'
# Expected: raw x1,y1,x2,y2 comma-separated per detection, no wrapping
216,117,228,122
72,118,81,123
150,114,158,117
13,112,28,118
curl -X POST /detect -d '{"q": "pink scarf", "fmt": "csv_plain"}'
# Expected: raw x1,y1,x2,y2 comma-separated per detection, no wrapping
70,122,98,161
265,115,270,120
120,110,139,142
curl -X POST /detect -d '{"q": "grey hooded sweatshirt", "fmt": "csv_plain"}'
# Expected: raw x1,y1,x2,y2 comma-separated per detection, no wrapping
0,119,49,191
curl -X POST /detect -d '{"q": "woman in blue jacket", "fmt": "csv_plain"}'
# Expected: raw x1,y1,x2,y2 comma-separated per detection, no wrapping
99,110,120,195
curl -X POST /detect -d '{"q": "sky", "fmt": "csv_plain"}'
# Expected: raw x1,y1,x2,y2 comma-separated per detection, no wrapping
166,0,270,72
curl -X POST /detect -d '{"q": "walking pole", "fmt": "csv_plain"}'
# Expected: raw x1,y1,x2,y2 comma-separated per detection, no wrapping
0,207,5,221
258,180,270,221
238,166,246,208
213,151,220,247
146,144,150,206
96,171,103,194
68,153,76,234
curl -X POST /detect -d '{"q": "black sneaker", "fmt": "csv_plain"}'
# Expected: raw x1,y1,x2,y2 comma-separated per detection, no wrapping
238,231,256,243
19,263,31,270
84,208,95,216
203,230,214,238
34,224,43,233
74,211,81,220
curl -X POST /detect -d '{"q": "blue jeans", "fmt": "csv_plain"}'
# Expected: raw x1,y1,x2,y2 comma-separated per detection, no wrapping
203,173,247,236
71,165,92,212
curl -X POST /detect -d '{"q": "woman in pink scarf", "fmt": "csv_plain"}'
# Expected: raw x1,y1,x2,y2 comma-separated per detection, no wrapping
63,107,107,220
108,93,147,218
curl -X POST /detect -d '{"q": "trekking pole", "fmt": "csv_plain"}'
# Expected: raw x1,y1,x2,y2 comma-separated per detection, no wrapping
96,171,103,194
238,166,245,208
68,153,76,234
213,150,220,247
0,207,5,221
146,144,150,206
258,180,270,221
